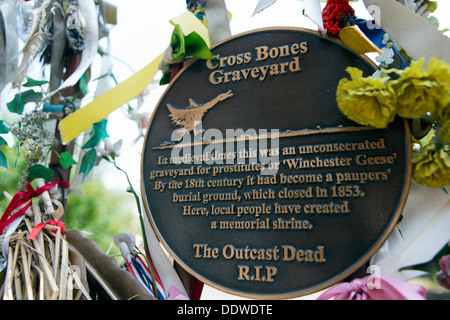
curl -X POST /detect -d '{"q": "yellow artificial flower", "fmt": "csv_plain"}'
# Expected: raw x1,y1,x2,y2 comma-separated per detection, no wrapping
391,58,450,119
439,121,450,144
336,67,397,128
436,102,450,143
412,142,450,188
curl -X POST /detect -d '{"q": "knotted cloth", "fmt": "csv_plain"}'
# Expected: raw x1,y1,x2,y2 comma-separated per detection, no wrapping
0,181,69,235
322,0,355,35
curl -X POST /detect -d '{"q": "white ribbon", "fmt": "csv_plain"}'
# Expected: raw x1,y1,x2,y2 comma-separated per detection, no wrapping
0,215,24,271
204,0,231,45
303,0,325,33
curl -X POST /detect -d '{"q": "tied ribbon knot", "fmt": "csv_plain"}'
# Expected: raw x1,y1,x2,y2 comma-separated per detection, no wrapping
0,181,70,235
27,220,66,241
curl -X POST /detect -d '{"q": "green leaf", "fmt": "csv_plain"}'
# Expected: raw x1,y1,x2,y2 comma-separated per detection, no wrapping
82,119,109,149
60,152,77,169
7,90,42,114
79,148,97,181
27,164,54,181
79,74,89,95
0,151,7,169
0,120,8,134
23,76,49,87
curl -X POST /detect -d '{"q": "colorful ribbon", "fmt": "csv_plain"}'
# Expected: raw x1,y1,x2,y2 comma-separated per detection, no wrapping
27,220,66,240
0,181,69,235
126,252,166,300
317,275,427,300
159,23,214,85
59,11,210,145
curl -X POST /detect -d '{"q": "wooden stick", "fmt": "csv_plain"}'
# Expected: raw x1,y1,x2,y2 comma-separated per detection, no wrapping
25,216,59,300
70,265,91,300
32,264,45,300
20,243,34,300
35,179,54,215
43,233,57,282
26,245,36,299
58,235,69,300
13,267,22,300
53,229,61,283
3,241,21,300
11,240,20,277
66,273,73,300
3,246,14,300
33,206,45,261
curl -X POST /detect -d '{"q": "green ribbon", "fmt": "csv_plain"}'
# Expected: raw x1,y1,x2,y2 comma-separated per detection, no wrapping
160,24,214,85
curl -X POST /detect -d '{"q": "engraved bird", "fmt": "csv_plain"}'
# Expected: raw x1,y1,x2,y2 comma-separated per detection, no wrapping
167,90,233,140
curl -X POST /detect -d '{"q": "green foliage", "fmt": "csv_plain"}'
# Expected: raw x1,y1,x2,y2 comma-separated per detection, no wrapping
7,89,42,115
82,120,109,150
64,179,140,255
27,164,54,181
22,76,49,87
59,152,77,169
0,148,27,210
0,120,8,134
0,120,10,168
79,149,97,182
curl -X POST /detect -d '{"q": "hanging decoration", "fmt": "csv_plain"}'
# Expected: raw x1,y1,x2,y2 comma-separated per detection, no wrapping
0,0,205,301
59,10,211,145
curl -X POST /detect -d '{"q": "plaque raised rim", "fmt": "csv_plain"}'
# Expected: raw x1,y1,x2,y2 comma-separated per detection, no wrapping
140,27,412,299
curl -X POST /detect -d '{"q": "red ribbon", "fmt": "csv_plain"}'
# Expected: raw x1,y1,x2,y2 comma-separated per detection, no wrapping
0,181,69,235
27,220,66,240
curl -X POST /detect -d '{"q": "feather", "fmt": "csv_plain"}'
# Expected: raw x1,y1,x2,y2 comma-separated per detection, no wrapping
371,181,450,280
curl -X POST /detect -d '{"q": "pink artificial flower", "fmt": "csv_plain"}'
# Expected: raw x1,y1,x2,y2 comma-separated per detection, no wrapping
436,255,450,290
317,275,427,300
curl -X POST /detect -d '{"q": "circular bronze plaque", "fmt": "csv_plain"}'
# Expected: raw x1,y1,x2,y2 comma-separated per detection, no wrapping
141,28,411,299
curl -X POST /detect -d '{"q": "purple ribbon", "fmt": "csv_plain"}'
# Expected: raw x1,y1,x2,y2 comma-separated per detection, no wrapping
317,275,427,300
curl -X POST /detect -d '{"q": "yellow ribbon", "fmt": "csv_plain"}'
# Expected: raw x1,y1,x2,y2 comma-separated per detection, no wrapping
59,11,210,145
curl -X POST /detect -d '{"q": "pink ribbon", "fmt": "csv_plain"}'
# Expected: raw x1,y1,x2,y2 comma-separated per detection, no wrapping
317,275,427,300
0,181,69,235
168,286,189,300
